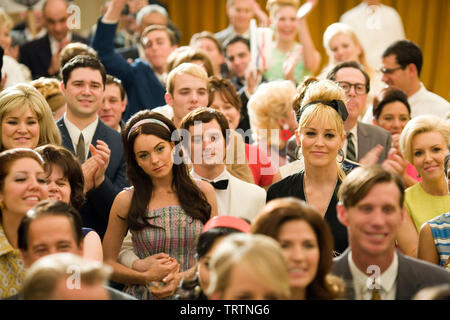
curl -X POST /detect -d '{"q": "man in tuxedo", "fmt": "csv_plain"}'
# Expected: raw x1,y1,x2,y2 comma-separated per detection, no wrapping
327,61,392,164
333,165,450,300
58,55,127,238
19,0,88,79
180,107,266,222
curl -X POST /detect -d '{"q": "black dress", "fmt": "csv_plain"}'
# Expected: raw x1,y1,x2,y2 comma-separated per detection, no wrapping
267,171,348,255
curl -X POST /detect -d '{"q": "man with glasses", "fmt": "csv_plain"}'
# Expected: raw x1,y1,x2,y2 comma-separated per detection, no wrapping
327,61,391,164
381,40,449,120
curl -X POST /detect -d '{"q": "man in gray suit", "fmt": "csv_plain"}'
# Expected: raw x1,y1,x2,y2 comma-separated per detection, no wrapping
333,165,450,300
327,61,391,164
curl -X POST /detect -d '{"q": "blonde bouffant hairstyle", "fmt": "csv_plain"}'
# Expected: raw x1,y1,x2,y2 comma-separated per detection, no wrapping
247,80,296,148
266,0,300,19
207,233,291,299
0,83,62,151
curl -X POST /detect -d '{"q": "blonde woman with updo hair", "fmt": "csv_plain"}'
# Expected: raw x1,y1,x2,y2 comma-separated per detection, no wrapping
31,77,66,120
247,80,297,170
267,79,350,255
0,83,61,152
207,233,291,300
321,22,383,119
264,0,321,84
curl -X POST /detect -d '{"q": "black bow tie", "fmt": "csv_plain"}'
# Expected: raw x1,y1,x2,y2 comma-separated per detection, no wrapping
208,179,229,190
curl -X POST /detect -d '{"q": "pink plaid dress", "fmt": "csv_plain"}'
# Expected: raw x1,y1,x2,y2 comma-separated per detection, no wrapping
124,205,204,300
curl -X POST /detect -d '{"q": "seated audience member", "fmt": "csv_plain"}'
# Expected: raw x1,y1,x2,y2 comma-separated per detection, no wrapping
16,200,133,300
31,77,66,121
59,55,128,239
264,0,320,83
340,0,405,71
180,107,266,221
372,87,419,187
175,215,251,300
224,36,263,133
190,31,227,78
0,9,31,88
102,110,217,300
381,40,449,120
35,144,103,262
98,75,126,132
0,148,48,298
91,0,172,121
207,233,291,300
21,253,111,300
334,165,450,300
321,22,383,115
326,61,392,164
0,83,61,152
19,0,89,79
399,115,450,232
417,154,450,269
252,197,345,299
59,42,98,71
267,79,349,255
247,80,297,171
208,76,274,187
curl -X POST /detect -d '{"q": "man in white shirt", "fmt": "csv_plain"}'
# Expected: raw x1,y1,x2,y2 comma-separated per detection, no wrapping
381,40,449,120
340,0,405,70
180,107,266,222
58,55,127,238
333,165,450,300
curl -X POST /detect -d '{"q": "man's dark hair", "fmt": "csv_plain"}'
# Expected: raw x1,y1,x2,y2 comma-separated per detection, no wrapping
61,55,107,87
106,74,126,101
224,36,250,56
18,200,83,251
326,61,370,94
382,40,423,76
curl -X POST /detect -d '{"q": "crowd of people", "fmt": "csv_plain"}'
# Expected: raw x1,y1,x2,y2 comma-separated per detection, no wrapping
0,0,449,301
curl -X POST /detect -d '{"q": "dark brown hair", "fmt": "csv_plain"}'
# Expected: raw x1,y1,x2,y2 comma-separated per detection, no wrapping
123,110,211,230
372,87,411,120
35,144,85,211
207,76,242,112
105,75,125,101
251,197,344,300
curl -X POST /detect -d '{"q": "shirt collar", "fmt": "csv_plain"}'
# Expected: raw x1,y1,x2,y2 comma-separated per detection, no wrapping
48,32,72,55
63,113,99,151
408,82,426,102
348,251,398,296
191,168,229,183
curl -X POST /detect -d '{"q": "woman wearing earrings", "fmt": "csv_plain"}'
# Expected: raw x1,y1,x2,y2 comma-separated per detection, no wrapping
102,110,217,300
267,79,349,255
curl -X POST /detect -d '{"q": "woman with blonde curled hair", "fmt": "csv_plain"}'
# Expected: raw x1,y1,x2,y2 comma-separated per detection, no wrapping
267,79,349,255
0,83,61,151
207,233,290,300
31,77,66,121
247,79,297,170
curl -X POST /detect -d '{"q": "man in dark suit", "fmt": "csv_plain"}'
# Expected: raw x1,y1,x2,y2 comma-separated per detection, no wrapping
58,55,127,239
19,0,88,79
333,165,450,300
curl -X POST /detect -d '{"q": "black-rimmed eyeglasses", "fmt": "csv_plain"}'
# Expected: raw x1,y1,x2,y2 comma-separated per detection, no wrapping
337,81,367,95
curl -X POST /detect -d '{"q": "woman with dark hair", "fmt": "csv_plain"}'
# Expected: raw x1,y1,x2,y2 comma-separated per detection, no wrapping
102,110,217,300
251,197,344,300
0,148,48,298
372,87,418,188
35,144,103,262
175,215,251,300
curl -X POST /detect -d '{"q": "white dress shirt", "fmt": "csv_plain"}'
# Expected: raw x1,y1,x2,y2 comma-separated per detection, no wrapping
49,33,73,55
348,251,398,300
63,114,99,162
191,168,230,216
408,83,450,120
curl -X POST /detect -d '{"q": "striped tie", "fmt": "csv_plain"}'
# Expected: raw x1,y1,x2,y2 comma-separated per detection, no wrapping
346,132,357,162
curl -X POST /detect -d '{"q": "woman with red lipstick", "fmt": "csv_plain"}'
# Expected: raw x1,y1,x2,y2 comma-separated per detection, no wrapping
267,79,349,255
252,197,344,300
0,83,61,152
103,110,218,300
0,148,48,298
400,115,450,232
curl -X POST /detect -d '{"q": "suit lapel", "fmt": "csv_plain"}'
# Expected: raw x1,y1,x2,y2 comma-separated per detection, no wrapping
57,118,75,153
90,121,106,158
395,252,418,300
356,122,369,162
333,249,356,300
